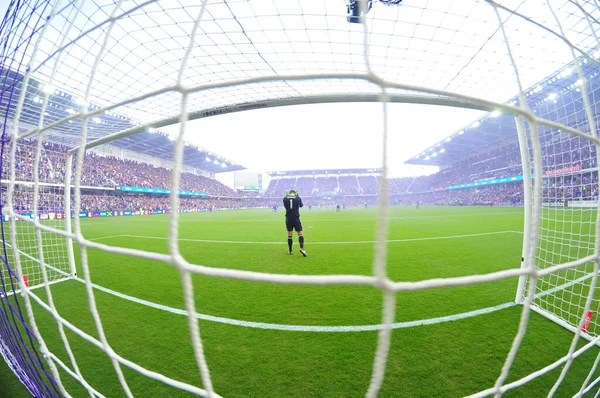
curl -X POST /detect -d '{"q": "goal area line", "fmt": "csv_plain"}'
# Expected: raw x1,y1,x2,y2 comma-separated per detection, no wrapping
93,230,523,245
5,234,594,334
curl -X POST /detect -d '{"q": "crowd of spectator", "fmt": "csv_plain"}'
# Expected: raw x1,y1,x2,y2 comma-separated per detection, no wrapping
2,130,599,215
7,190,272,214
6,140,238,197
264,133,599,201
338,176,360,195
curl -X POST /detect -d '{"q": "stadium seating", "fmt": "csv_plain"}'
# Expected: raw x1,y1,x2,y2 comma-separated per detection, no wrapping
338,175,360,194
4,131,599,215
7,140,238,197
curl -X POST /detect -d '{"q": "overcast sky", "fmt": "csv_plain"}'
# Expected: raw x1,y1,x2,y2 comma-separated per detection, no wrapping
166,102,484,178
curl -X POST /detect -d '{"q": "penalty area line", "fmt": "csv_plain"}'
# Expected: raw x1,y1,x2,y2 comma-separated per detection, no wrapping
114,230,522,245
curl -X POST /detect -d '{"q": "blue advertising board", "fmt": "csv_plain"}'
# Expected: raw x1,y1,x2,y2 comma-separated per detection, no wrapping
447,174,534,190
120,186,208,197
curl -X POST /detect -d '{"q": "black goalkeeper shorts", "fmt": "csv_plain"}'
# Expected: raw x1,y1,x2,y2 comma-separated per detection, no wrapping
286,217,303,232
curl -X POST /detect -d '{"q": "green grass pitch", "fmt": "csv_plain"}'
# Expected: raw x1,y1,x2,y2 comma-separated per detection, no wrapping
3,206,600,397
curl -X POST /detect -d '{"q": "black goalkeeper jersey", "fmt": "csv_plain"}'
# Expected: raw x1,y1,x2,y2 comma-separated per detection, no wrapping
283,196,303,218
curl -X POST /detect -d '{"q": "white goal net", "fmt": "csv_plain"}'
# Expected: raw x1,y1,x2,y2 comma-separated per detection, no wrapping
0,139,71,295
2,0,600,397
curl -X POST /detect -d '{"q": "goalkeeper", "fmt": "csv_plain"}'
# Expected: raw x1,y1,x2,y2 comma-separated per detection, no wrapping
283,189,307,257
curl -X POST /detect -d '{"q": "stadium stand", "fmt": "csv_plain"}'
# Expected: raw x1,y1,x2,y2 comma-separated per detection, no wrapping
6,91,600,215
338,175,360,195
6,130,599,214
6,139,239,196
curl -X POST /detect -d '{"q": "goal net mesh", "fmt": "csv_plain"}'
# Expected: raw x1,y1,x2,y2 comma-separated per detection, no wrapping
1,0,600,397
0,140,71,294
533,70,600,337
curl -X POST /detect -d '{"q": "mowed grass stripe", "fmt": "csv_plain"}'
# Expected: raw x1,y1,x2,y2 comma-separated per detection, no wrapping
5,206,600,397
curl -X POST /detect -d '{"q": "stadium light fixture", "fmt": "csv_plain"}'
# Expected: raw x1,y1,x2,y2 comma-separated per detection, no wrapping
561,68,572,78
148,127,156,133
491,110,501,118
458,130,464,135
445,138,451,142
471,121,480,128
93,117,101,124
206,157,211,162
168,135,176,141
432,152,437,157
439,148,446,153
595,50,600,59
575,79,583,86
424,156,431,160
221,163,227,167
214,160,219,164
547,93,557,101
33,96,40,103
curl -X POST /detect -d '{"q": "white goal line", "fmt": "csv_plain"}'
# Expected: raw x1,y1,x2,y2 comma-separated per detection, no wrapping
79,281,520,332
2,234,593,334
0,239,520,332
90,230,523,245
70,270,600,333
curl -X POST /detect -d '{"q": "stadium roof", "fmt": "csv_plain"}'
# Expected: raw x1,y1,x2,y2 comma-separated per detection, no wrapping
0,66,244,174
269,168,382,177
405,55,600,167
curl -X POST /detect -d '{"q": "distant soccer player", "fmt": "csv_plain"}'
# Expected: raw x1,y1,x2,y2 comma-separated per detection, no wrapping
283,189,307,257
336,204,341,212
416,200,420,210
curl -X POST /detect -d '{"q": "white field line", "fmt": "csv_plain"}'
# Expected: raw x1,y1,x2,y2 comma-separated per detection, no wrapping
3,234,594,333
75,280,518,332
87,235,126,241
1,277,70,298
107,230,523,245
1,236,520,332
74,268,600,333
108,211,523,224
178,211,524,223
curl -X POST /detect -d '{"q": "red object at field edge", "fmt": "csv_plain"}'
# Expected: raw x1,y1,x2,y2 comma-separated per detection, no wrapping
582,310,593,333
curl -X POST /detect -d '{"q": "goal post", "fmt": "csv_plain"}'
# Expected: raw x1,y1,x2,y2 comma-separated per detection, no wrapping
514,114,534,305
